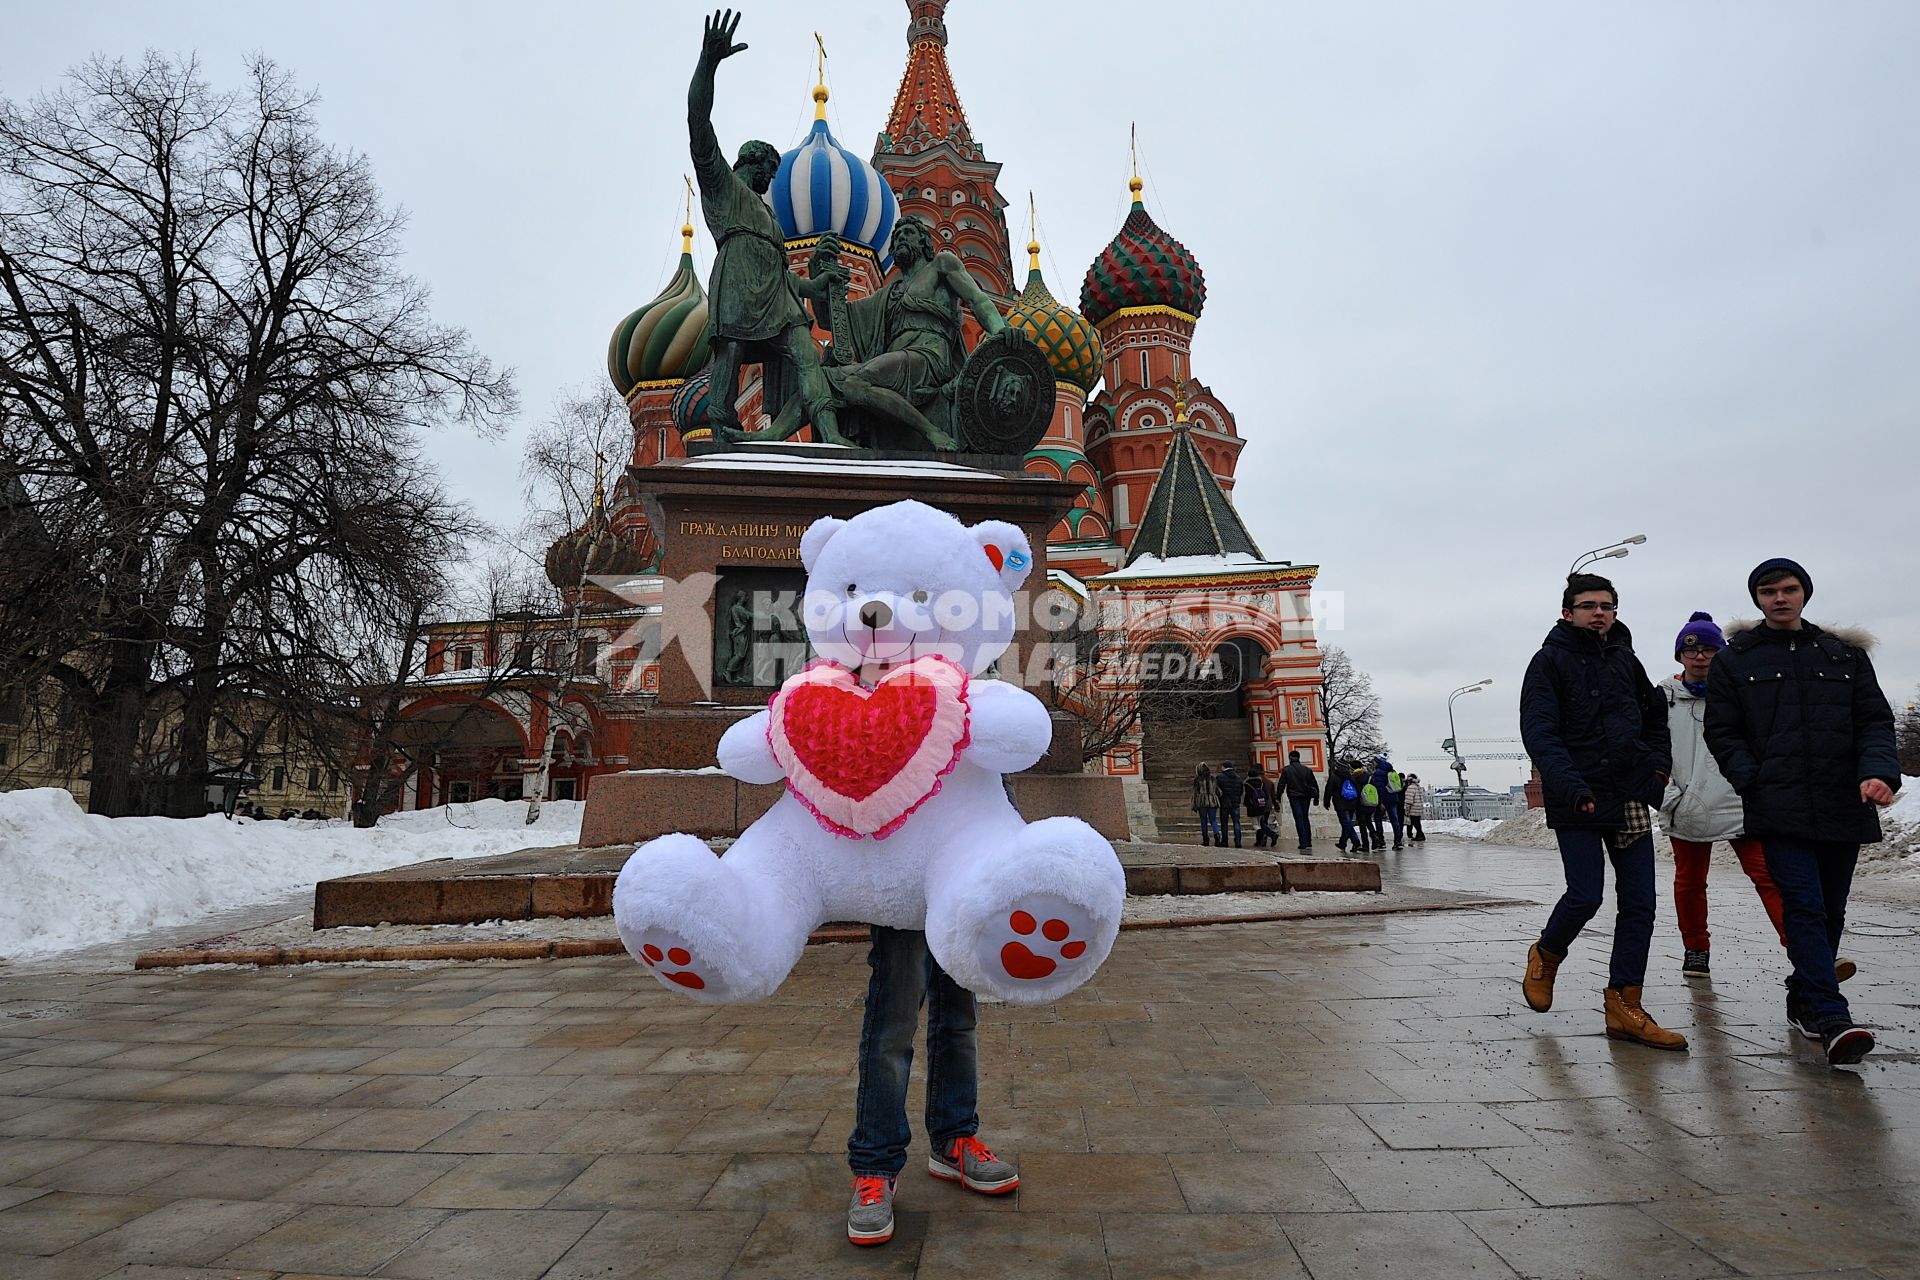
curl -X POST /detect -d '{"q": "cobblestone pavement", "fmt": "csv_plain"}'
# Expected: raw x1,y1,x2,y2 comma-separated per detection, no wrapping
2,836,1917,1278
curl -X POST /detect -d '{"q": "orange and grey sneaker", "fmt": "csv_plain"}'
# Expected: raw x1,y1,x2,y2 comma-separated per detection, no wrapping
929,1134,1019,1194
847,1175,895,1246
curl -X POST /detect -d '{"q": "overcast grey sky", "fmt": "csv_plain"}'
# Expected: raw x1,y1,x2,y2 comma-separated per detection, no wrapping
8,1,1918,786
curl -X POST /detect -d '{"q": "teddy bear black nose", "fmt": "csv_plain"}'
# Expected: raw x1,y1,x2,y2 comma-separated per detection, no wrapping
858,600,892,630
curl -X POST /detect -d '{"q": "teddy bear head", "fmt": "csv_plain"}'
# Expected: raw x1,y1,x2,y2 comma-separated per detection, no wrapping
798,500,1032,678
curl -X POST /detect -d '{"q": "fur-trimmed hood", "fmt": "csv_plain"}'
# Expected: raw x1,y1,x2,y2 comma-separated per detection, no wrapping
1723,618,1876,652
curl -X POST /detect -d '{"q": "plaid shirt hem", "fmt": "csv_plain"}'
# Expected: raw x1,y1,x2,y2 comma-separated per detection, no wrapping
1606,800,1651,849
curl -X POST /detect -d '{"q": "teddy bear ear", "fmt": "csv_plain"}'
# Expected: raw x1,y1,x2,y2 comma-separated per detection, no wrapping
799,516,848,574
970,520,1032,590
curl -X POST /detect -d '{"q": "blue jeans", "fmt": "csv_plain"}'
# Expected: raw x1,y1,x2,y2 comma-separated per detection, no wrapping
1759,838,1859,1030
1336,809,1362,849
849,926,978,1177
1219,807,1242,844
1289,797,1314,846
1384,799,1404,845
1197,807,1220,843
1539,829,1655,989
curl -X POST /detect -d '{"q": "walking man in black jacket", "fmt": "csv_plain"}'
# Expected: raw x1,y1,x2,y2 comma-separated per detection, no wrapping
1519,573,1685,1050
1280,751,1319,852
1214,761,1246,849
1705,558,1899,1066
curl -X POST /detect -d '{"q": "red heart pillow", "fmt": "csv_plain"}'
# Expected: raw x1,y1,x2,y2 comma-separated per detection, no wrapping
767,656,971,839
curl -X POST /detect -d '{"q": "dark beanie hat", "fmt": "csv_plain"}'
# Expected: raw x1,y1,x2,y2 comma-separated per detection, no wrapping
1674,611,1724,658
1748,557,1812,605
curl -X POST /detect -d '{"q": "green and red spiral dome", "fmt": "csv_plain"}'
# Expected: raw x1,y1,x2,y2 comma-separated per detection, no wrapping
1080,182,1206,325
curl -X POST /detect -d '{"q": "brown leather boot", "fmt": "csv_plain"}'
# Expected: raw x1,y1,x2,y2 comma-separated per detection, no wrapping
1604,986,1688,1051
1523,942,1562,1012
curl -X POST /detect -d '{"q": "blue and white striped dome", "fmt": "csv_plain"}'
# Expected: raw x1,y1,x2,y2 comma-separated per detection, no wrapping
767,116,900,271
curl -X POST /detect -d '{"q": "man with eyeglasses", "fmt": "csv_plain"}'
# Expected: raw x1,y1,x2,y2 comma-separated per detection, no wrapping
1704,558,1898,1067
1519,572,1685,1050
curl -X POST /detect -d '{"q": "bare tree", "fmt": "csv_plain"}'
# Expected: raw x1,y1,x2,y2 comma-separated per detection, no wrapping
337,555,551,828
518,382,629,548
1037,592,1206,765
1318,645,1388,771
1,54,514,815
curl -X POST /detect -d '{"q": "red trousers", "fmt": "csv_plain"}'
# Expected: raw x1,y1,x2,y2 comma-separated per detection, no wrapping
1671,836,1788,951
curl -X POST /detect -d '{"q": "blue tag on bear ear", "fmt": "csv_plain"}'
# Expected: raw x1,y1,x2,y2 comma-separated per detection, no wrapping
1006,550,1029,570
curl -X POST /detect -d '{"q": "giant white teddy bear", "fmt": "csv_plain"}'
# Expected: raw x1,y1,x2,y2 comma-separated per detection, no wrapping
612,499,1126,1005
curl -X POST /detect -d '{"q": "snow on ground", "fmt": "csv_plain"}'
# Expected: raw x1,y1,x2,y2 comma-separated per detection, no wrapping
1474,777,1920,876
1421,817,1503,840
1859,776,1920,875
0,789,583,961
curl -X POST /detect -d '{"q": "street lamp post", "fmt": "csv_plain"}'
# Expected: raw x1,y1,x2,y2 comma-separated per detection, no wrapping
1570,534,1647,576
1447,679,1493,807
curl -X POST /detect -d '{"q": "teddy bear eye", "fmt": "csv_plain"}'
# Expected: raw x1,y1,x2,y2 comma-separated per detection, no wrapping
912,590,929,604
845,583,857,598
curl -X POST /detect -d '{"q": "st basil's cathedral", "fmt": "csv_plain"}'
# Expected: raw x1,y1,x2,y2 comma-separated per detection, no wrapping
407,0,1330,840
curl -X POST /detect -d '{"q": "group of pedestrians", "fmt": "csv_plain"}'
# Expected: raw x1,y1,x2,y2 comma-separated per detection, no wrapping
1323,756,1426,854
1520,558,1899,1066
1190,751,1332,851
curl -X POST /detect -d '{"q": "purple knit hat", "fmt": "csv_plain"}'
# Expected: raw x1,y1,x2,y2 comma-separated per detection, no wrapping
1674,611,1724,658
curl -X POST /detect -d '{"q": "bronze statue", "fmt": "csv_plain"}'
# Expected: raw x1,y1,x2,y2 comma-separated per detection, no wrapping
689,10,846,444
746,218,1013,451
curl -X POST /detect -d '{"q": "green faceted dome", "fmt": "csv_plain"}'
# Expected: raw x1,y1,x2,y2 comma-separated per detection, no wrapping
608,233,711,393
1080,178,1206,326
1007,243,1103,392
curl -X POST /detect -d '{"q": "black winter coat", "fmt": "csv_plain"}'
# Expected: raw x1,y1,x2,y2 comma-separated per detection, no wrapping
1215,769,1246,809
1281,762,1319,802
1703,621,1901,843
1520,619,1672,830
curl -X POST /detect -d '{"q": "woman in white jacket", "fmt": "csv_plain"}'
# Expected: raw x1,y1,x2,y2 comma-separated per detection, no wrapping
1662,613,1787,978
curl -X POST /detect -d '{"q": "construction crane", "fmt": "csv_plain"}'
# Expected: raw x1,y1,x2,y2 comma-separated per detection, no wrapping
1406,734,1527,763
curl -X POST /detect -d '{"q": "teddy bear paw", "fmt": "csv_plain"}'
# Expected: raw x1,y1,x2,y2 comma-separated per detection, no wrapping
631,928,733,999
982,895,1100,987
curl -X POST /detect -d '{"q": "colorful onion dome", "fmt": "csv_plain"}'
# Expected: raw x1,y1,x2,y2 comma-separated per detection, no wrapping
545,525,650,590
670,366,713,438
767,77,899,270
607,223,711,394
1007,235,1102,392
1080,174,1206,326
545,480,650,590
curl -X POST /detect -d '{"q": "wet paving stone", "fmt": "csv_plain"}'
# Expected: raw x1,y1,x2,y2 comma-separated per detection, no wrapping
1,836,1916,1275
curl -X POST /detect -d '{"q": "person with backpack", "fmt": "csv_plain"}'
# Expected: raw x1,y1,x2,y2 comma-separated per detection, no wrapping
1704,558,1899,1066
1280,750,1319,851
1659,611,1790,981
1371,756,1407,850
1214,760,1246,848
1245,763,1278,848
1519,572,1683,1051
1403,774,1427,843
1328,761,1364,853
1190,764,1220,847
1352,765,1380,855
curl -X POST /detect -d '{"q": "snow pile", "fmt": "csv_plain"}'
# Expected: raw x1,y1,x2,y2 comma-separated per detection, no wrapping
1422,817,1502,840
1482,808,1553,847
1859,776,1920,875
0,789,583,961
1471,777,1920,870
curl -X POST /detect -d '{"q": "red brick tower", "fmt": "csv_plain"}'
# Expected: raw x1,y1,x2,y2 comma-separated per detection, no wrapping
1081,170,1244,551
871,0,1015,299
